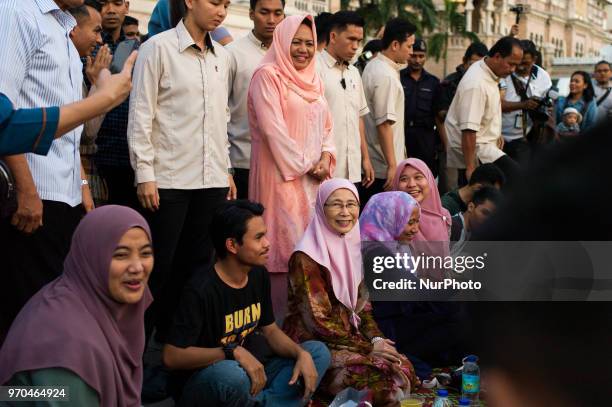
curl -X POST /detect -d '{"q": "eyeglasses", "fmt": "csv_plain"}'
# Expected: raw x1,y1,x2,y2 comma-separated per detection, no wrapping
324,201,359,211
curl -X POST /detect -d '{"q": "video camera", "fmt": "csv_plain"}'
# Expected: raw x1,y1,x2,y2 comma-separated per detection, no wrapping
510,4,525,24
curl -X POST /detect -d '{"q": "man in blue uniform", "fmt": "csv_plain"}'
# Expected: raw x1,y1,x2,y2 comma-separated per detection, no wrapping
400,39,441,176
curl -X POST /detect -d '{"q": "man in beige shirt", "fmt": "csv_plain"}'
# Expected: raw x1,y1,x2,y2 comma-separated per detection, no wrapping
362,17,415,203
445,36,523,188
316,11,374,187
226,0,285,199
127,0,235,343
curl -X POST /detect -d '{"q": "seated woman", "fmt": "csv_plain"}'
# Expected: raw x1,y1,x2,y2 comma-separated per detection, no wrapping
555,71,598,133
283,179,419,407
0,206,153,407
387,159,466,372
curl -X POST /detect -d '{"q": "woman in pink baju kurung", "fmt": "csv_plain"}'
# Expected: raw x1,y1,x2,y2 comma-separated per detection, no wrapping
247,15,336,318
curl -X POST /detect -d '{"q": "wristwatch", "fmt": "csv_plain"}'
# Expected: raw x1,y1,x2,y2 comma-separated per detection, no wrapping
81,179,89,186
223,342,239,360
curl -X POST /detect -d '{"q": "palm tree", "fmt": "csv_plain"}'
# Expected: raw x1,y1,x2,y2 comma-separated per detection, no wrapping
345,0,437,37
428,0,479,76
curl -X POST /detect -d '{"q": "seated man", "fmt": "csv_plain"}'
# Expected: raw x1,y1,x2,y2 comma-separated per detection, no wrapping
451,186,502,246
162,200,331,407
441,163,505,216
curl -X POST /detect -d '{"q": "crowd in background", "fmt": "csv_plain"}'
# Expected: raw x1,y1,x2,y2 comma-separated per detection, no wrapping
0,0,611,406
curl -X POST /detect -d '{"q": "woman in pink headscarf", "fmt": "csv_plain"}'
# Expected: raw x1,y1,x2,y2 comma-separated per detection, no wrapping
283,179,419,407
248,15,336,317
392,158,451,259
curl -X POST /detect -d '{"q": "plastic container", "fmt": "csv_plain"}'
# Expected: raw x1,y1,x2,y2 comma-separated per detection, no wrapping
400,397,424,407
432,389,452,407
461,355,480,403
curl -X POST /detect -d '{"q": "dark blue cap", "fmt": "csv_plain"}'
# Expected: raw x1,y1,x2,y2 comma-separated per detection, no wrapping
437,389,449,397
459,398,471,406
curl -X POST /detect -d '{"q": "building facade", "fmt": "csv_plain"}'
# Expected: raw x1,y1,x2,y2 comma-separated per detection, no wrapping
426,0,612,79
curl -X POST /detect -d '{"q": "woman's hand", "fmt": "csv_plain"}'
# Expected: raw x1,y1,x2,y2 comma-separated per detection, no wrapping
370,338,403,365
309,152,332,180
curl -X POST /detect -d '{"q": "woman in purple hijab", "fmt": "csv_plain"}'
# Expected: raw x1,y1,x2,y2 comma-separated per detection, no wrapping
0,205,154,407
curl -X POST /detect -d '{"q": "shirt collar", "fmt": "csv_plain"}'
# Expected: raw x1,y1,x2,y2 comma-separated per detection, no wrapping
248,31,267,50
481,58,500,82
102,30,126,46
320,49,349,69
378,52,406,72
35,0,59,14
36,0,77,30
176,19,215,54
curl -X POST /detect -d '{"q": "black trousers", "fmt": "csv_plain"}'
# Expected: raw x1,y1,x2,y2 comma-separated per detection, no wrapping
233,168,250,200
492,154,521,190
405,127,438,178
97,165,139,209
357,178,386,208
0,201,83,341
503,138,531,169
144,188,228,343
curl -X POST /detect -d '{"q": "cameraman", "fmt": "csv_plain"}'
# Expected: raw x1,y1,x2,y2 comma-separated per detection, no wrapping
500,40,552,166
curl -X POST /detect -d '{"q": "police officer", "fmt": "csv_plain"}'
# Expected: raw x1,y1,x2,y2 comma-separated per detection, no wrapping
401,38,441,176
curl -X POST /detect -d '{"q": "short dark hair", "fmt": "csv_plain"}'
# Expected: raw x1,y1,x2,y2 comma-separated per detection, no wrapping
595,60,611,69
488,36,522,58
472,186,502,207
381,18,416,50
464,42,488,60
123,15,139,26
363,39,383,54
169,0,185,27
327,11,365,42
520,39,538,58
210,200,265,259
469,163,506,187
249,0,286,11
69,0,102,22
314,12,333,45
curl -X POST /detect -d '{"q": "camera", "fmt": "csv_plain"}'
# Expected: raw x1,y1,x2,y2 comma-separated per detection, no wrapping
510,4,525,24
528,87,559,123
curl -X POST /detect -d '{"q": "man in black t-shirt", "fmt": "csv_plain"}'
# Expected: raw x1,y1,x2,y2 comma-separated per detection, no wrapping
163,200,331,407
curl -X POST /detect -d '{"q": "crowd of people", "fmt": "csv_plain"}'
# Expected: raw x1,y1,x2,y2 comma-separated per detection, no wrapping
0,0,611,406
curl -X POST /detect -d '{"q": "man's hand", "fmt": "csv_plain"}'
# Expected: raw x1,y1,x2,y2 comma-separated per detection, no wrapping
361,157,375,188
309,152,332,180
94,51,138,112
466,164,476,182
497,137,505,150
234,346,267,396
510,24,519,37
523,99,539,111
11,189,43,234
137,181,160,211
82,183,95,213
383,165,396,191
86,45,112,85
227,174,237,200
289,349,318,401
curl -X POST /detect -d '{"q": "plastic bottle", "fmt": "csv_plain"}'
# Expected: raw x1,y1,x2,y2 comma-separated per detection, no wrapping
458,398,471,406
432,389,452,407
461,355,480,404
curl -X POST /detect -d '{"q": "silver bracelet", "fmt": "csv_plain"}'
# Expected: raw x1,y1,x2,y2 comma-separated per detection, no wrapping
370,336,384,345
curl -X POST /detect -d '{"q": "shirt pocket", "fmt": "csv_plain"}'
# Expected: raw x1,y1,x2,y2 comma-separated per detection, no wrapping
416,87,435,114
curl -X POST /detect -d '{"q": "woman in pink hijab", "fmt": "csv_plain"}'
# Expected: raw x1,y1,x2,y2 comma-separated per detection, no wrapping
248,15,336,317
284,179,419,406
392,158,451,259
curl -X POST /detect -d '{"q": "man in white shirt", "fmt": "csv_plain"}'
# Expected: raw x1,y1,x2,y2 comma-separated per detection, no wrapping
362,17,415,204
445,36,523,187
316,11,374,189
226,0,284,199
593,60,611,122
128,0,236,343
500,39,552,167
